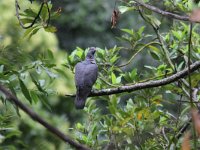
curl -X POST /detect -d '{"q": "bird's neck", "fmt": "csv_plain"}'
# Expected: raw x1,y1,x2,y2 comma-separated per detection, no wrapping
86,58,96,64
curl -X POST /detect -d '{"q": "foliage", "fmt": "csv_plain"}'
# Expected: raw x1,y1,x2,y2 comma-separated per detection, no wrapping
0,0,200,150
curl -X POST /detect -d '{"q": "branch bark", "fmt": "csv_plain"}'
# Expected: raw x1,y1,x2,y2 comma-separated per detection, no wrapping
134,0,189,21
84,61,200,97
0,85,90,150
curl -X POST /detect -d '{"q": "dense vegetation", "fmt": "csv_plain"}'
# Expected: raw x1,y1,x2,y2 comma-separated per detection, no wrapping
0,0,200,149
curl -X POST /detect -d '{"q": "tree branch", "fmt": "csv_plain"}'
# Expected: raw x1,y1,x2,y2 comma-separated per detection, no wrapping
134,0,189,21
0,85,90,150
15,0,50,29
73,61,200,97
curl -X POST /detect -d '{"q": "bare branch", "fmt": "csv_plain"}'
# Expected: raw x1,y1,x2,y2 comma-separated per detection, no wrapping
134,0,189,21
91,61,200,96
66,61,200,97
0,85,90,150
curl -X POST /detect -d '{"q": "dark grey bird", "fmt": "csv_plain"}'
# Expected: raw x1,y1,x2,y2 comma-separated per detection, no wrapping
74,47,98,109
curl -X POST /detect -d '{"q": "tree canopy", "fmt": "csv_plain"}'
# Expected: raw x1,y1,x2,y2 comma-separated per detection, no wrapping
0,0,200,149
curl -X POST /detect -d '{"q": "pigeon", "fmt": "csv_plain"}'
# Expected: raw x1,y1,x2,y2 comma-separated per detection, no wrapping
74,47,98,109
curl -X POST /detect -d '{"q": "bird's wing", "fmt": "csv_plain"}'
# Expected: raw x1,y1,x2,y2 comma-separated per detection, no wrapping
83,63,98,86
75,62,85,86
75,62,98,87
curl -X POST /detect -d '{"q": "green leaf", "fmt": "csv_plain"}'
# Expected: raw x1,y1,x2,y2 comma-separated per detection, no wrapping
76,50,84,59
19,78,32,103
123,72,132,82
116,76,122,84
47,49,54,60
145,15,161,28
44,26,57,33
130,69,137,80
111,72,116,84
191,73,200,87
45,69,57,78
39,95,52,111
138,26,145,36
20,18,34,24
40,4,49,22
76,123,85,131
30,91,39,104
118,6,134,14
172,30,183,40
149,51,160,60
23,26,41,39
23,8,37,17
0,65,4,73
30,73,46,94
148,45,160,53
121,29,134,35
110,55,119,63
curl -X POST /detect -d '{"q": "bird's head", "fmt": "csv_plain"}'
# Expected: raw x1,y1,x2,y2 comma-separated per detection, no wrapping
86,47,96,61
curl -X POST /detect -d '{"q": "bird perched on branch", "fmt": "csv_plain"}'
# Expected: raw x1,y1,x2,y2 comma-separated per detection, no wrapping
74,47,98,109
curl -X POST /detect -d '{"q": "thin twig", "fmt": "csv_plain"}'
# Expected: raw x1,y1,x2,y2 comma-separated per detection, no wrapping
138,9,175,70
0,85,90,150
162,127,169,145
188,23,197,148
117,41,161,68
188,23,193,105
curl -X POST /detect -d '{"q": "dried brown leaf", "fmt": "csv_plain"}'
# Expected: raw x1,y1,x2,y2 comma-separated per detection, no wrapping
56,7,62,13
111,9,120,28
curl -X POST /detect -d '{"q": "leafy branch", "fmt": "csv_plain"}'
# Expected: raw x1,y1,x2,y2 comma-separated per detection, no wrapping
15,0,50,29
0,85,90,150
133,0,189,21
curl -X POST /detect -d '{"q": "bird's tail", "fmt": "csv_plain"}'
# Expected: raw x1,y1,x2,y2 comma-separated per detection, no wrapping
75,96,86,109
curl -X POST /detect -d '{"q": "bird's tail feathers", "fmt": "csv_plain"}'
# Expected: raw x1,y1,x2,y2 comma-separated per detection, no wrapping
75,96,86,109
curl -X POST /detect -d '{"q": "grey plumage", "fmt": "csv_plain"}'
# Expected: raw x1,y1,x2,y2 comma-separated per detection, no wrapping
74,47,98,109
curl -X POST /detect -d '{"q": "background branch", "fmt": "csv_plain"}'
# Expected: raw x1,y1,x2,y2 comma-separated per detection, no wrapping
134,0,189,21
0,85,90,150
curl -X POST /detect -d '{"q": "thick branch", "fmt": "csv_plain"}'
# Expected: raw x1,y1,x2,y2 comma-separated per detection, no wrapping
0,85,90,150
134,0,189,21
87,61,200,97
